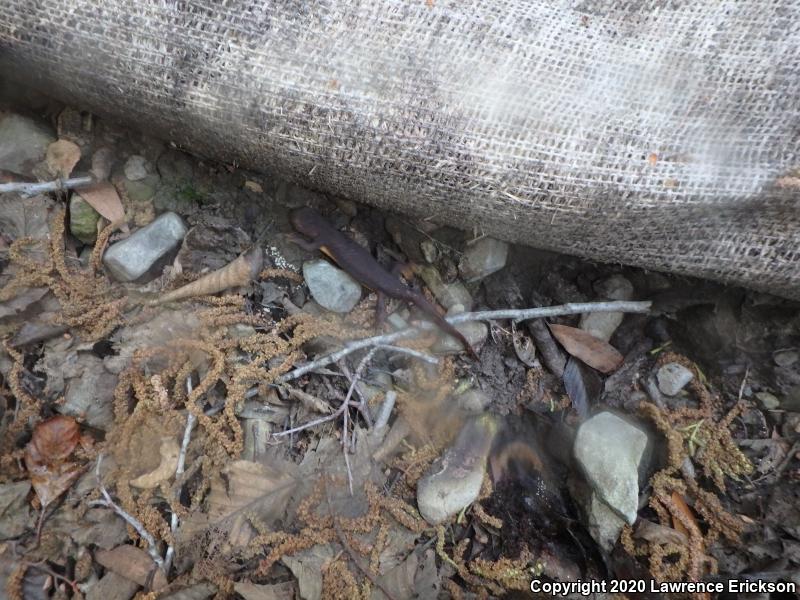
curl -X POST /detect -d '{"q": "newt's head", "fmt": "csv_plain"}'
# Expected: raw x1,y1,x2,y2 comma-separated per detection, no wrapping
289,206,324,238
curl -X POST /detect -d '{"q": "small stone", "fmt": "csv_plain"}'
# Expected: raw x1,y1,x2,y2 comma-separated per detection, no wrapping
656,363,694,396
0,113,56,173
122,174,160,204
243,180,263,193
755,391,780,411
90,147,116,181
458,237,508,282
86,571,140,600
124,155,150,181
69,194,101,244
384,217,428,264
430,305,487,355
420,239,439,263
302,259,362,313
156,149,194,182
417,265,473,311
579,275,634,341
60,356,117,430
586,491,627,552
417,415,498,524
574,411,649,525
774,349,799,367
103,212,187,281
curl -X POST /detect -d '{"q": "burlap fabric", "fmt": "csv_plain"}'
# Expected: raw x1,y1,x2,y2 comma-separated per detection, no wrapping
1,1,798,297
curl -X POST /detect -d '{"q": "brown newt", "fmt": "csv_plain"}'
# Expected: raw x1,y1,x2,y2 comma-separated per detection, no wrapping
289,207,478,359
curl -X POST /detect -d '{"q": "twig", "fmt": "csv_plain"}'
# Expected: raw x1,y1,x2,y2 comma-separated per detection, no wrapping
375,344,438,364
340,348,379,495
0,175,94,197
90,455,165,570
277,300,650,383
164,377,197,573
23,561,80,594
339,362,373,428
374,390,397,430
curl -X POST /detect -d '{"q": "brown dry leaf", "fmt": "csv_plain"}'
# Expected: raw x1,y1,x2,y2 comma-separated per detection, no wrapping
634,518,688,546
75,182,125,224
129,437,180,489
548,323,623,373
562,356,602,419
283,545,335,600
670,491,696,539
95,545,168,590
46,139,81,178
511,320,537,367
23,415,83,508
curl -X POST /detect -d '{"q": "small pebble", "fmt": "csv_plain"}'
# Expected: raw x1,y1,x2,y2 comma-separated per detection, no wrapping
656,362,694,396
458,237,508,282
124,155,150,181
755,391,780,411
103,212,187,281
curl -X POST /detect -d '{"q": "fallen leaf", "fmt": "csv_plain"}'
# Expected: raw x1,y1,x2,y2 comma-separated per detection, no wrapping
634,518,688,546
511,320,537,367
0,286,49,319
548,323,623,373
95,545,167,590
243,180,263,193
0,481,32,539
75,182,125,224
234,581,295,600
670,491,697,538
24,415,83,507
129,436,180,489
46,139,81,177
283,545,335,600
0,193,55,241
562,356,602,419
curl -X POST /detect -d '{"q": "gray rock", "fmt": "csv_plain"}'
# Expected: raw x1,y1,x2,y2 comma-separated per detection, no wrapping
242,419,272,462
156,149,194,182
585,490,627,552
455,388,490,413
124,155,150,181
755,391,780,411
90,147,116,181
0,113,56,173
417,265,473,311
103,212,187,281
430,305,487,355
69,194,101,244
60,355,117,430
417,415,498,524
656,362,694,396
122,174,160,204
774,349,799,367
574,411,648,525
302,259,362,313
579,274,634,341
420,239,439,263
458,237,508,282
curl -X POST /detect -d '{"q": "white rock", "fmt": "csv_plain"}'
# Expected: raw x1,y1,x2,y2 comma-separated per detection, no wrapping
103,212,187,281
579,275,634,341
656,363,694,396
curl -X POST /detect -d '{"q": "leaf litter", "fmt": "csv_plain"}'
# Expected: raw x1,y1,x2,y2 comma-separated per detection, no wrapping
0,99,798,600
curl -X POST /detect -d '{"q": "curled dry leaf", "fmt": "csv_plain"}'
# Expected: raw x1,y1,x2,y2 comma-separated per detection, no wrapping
548,323,623,374
75,182,125,224
634,518,688,546
46,139,81,178
129,436,180,489
24,415,83,508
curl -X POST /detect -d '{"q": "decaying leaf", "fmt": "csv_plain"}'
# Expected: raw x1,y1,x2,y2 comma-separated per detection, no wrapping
45,139,81,178
234,581,295,600
75,182,125,224
283,545,335,600
24,415,84,508
0,193,55,241
562,357,602,420
634,518,688,546
0,481,32,539
181,460,296,549
0,286,49,320
95,545,168,590
129,437,180,489
511,320,537,367
548,323,623,373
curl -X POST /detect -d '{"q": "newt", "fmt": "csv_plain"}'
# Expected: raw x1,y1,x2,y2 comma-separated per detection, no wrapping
289,207,478,359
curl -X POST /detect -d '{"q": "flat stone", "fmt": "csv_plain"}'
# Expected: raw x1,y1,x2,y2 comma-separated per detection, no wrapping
86,571,139,600
574,411,648,525
123,155,150,181
774,349,799,367
69,194,101,244
656,362,694,396
417,415,498,524
417,265,473,311
755,391,780,411
302,259,362,313
586,491,627,552
103,212,187,281
458,237,508,282
579,275,634,341
0,113,56,173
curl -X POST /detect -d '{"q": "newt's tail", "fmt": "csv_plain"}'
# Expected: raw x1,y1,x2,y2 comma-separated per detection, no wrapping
411,293,479,360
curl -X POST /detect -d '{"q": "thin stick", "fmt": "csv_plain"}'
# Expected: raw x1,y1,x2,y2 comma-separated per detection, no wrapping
339,348,379,495
0,176,94,197
375,344,439,364
164,377,197,573
278,300,651,383
374,390,397,430
90,456,165,569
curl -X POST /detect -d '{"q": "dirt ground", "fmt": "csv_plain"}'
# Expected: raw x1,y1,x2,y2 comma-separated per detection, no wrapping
1,86,799,600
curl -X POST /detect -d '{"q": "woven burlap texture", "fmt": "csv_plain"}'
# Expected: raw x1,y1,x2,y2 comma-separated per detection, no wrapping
1,0,798,297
